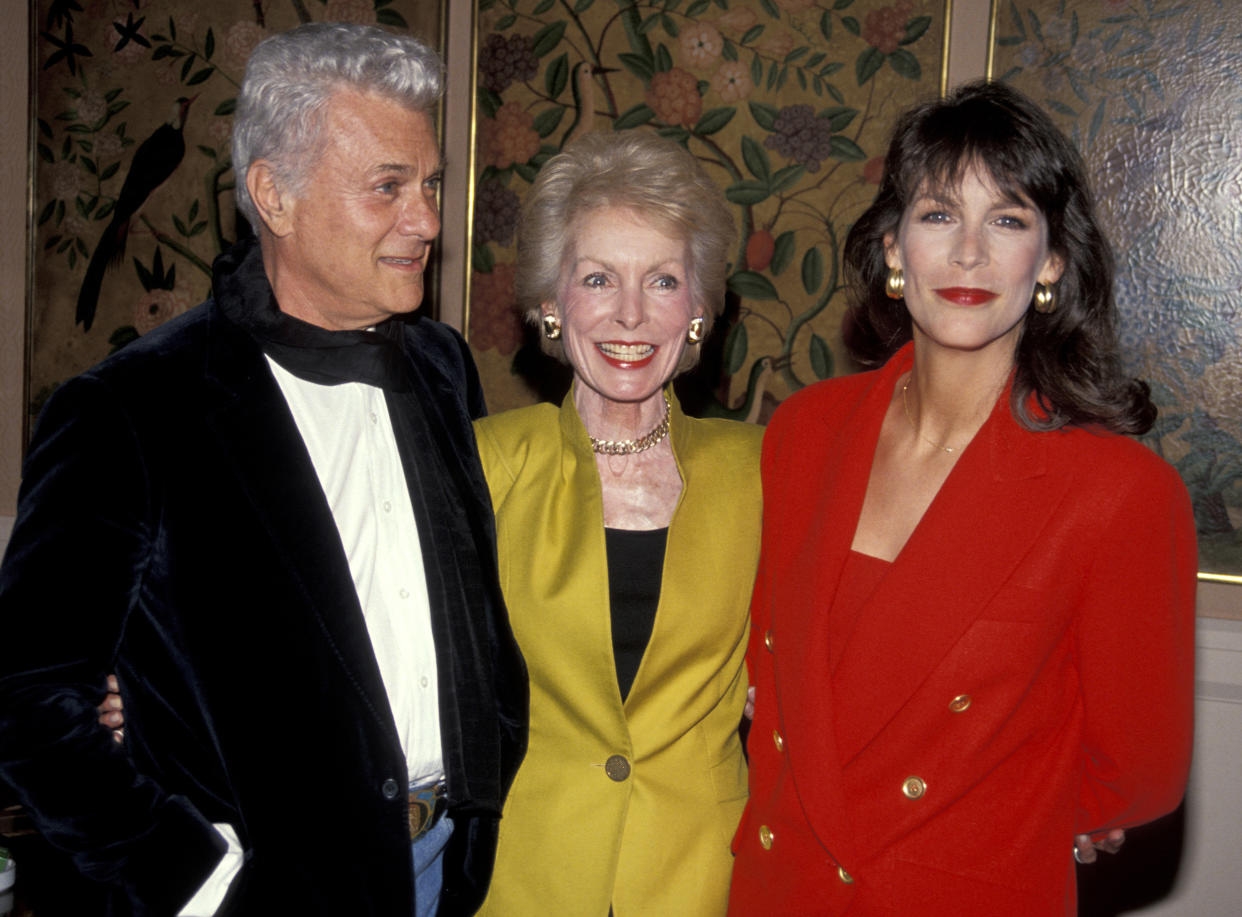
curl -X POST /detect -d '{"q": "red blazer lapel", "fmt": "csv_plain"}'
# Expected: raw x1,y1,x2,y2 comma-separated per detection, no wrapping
830,386,1072,769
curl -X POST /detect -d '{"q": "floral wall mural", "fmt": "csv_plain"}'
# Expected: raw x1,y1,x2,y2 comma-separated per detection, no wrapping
467,0,948,415
994,0,1242,576
31,0,441,419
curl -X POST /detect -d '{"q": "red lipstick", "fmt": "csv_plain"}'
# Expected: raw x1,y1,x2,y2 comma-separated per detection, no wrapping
935,287,997,305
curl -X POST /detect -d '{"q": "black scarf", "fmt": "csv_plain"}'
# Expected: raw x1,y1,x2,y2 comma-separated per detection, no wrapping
212,240,412,391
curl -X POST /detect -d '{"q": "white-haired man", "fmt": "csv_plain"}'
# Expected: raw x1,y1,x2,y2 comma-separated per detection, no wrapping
0,23,526,916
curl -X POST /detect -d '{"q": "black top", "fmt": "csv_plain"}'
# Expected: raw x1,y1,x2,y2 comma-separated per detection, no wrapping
605,527,668,701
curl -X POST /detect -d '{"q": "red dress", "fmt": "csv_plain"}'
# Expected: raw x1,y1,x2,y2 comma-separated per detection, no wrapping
729,345,1197,916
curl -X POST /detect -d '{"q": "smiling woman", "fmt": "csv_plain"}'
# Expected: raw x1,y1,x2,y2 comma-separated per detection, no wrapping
730,80,1197,917
474,130,762,917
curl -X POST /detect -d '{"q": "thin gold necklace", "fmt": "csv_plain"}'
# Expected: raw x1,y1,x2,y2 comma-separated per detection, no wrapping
901,380,956,454
590,393,671,455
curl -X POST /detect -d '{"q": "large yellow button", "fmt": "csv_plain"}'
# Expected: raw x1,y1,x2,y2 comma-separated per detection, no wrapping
772,730,785,752
838,866,854,884
759,825,774,849
949,694,972,713
902,776,926,799
604,755,631,781
764,629,774,652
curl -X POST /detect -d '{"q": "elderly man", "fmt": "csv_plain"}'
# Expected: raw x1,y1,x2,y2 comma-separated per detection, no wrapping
0,23,526,917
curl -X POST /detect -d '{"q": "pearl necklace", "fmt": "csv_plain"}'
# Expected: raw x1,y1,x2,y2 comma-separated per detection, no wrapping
589,394,671,455
901,380,956,454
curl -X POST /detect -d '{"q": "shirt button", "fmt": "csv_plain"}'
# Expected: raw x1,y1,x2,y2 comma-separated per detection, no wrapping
772,730,784,752
370,412,378,425
949,694,972,713
399,588,410,599
838,866,853,884
759,825,774,850
381,778,400,800
383,500,392,513
764,630,774,652
603,755,631,781
902,776,927,800
420,676,429,688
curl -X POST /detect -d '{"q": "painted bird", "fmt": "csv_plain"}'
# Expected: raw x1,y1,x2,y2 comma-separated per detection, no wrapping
76,95,195,330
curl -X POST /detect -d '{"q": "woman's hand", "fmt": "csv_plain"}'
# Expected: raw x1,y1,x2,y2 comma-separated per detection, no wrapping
97,674,124,743
1074,829,1125,864
744,686,756,720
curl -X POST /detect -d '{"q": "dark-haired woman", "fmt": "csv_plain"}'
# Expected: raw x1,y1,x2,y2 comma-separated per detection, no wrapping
730,80,1196,916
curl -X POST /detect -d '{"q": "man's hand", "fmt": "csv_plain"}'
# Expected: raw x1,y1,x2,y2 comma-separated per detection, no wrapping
97,674,124,743
1074,828,1125,864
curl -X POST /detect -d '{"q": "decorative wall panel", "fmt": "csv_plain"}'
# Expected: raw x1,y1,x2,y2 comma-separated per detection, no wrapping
995,0,1242,577
30,0,442,420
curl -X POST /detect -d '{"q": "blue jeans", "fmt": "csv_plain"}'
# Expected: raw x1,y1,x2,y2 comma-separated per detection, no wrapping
411,814,453,917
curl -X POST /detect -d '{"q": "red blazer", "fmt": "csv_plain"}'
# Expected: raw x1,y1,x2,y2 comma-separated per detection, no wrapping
730,345,1197,916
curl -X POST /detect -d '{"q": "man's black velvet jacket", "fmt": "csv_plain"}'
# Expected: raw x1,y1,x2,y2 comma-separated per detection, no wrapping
0,241,528,915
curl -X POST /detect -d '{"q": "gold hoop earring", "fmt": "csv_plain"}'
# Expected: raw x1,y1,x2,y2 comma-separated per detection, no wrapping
885,268,905,300
687,316,705,344
542,313,562,340
1033,283,1056,314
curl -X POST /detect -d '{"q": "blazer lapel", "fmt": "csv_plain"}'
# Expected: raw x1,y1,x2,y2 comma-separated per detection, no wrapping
201,307,398,736
830,388,1068,767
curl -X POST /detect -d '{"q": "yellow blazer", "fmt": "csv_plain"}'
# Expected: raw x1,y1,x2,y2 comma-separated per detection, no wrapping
475,390,762,917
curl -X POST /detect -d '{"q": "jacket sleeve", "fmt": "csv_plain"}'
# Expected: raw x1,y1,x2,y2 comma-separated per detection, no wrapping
0,374,224,912
1073,454,1198,836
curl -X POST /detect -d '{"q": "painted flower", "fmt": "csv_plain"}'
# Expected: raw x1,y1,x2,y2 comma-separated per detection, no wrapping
1016,42,1041,68
764,104,834,173
711,61,753,103
480,33,539,94
76,89,108,125
93,131,124,160
134,287,192,335
225,21,267,70
646,68,702,127
1042,18,1071,48
716,9,758,33
48,160,84,200
480,101,539,169
862,156,885,185
862,2,913,55
473,180,521,247
62,210,90,239
323,0,377,24
679,23,723,70
208,116,233,146
469,263,522,356
757,30,796,59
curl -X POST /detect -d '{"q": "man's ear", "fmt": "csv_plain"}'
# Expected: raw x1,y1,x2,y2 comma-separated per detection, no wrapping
246,160,294,238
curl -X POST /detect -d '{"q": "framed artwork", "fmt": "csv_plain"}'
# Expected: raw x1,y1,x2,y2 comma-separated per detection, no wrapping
465,0,951,414
993,0,1242,580
29,0,444,424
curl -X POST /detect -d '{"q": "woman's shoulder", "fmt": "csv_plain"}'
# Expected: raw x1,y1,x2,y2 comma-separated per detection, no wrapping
473,402,562,484
474,401,560,442
1049,424,1188,497
681,414,764,453
767,368,880,433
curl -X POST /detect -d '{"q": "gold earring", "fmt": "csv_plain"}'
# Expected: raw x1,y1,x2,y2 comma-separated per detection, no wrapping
1033,283,1056,314
885,268,905,300
542,313,562,340
687,317,705,344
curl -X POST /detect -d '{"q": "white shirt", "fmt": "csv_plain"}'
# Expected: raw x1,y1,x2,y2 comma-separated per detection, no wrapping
180,359,442,915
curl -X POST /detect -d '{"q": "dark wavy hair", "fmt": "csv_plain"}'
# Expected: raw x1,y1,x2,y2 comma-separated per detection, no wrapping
842,79,1154,434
